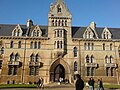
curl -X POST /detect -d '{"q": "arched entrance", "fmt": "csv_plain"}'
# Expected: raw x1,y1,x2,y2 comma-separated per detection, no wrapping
49,59,71,82
54,64,65,82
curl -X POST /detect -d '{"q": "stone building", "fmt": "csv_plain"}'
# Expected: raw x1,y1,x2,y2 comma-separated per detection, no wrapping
0,0,120,84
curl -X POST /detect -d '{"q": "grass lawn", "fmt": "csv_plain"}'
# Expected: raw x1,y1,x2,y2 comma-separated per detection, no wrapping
103,84,120,89
0,84,37,88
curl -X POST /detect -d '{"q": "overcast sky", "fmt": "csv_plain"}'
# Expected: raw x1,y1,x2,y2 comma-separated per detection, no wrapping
0,0,120,28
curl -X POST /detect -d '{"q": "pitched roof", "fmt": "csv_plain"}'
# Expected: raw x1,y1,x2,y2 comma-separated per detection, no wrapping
0,24,120,39
72,26,120,39
0,24,48,37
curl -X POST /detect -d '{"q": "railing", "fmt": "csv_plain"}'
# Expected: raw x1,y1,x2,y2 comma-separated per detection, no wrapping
29,62,40,66
105,63,117,68
8,61,20,65
85,63,98,67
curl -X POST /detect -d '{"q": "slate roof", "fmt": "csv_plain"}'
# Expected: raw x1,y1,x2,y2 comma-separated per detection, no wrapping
72,26,120,39
0,24,120,39
0,24,48,37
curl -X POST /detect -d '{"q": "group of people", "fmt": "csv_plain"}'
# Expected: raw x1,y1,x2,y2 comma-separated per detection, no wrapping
37,77,44,89
87,77,104,90
75,74,104,90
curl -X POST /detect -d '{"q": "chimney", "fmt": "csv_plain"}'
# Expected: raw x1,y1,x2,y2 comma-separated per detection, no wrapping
27,19,33,29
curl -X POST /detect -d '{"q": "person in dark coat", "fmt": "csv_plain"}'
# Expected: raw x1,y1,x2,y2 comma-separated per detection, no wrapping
75,74,84,90
88,77,95,90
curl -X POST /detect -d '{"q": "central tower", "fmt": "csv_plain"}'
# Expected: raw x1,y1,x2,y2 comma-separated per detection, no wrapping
48,0,72,57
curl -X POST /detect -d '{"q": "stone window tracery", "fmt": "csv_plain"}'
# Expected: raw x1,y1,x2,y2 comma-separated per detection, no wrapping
73,47,77,57
10,41,14,48
74,61,77,71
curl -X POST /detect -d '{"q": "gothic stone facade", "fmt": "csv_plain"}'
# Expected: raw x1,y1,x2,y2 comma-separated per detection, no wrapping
0,0,120,84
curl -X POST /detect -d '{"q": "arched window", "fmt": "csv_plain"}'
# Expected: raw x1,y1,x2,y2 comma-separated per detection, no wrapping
52,20,54,26
57,5,61,12
85,31,87,38
106,67,109,76
1,47,4,54
14,30,17,36
105,56,108,63
34,42,37,49
88,31,91,38
36,54,39,62
86,55,89,63
54,31,57,37
110,44,112,51
57,41,59,48
57,30,59,37
103,43,105,50
103,32,106,39
84,43,87,50
38,42,41,49
10,41,14,48
91,55,94,63
110,56,113,63
60,41,62,48
58,20,60,26
15,53,19,61
91,43,94,50
106,32,109,39
73,47,77,57
74,61,77,71
33,30,37,37
10,53,14,61
30,54,34,62
62,20,64,26
55,20,57,26
88,43,90,50
65,20,67,26
29,66,34,75
30,42,33,49
37,30,39,37
54,41,56,49
17,29,20,36
60,30,62,37
18,41,21,48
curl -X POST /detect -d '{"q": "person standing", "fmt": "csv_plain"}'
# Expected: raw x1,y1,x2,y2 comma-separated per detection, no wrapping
41,77,44,89
97,78,104,90
88,77,95,90
96,79,101,90
75,74,84,90
37,78,41,89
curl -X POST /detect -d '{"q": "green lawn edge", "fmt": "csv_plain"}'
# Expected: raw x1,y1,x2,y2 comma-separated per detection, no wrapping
0,84,37,89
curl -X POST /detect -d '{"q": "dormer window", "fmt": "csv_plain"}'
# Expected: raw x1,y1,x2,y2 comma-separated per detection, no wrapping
83,27,95,39
102,27,112,39
12,25,22,36
32,25,42,37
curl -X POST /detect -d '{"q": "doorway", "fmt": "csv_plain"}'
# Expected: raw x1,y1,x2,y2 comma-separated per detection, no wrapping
54,64,65,82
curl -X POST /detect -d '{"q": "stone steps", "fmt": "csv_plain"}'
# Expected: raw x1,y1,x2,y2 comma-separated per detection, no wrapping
45,82,74,88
